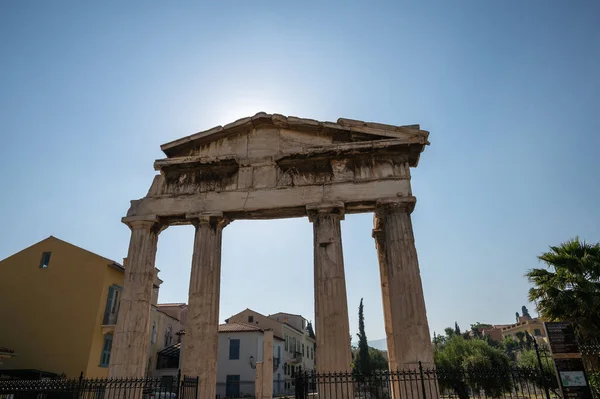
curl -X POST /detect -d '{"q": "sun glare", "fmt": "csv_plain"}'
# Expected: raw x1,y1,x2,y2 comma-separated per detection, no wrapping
211,95,295,125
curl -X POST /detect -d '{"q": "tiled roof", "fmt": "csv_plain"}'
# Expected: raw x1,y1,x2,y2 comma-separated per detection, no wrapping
269,312,304,318
219,322,263,333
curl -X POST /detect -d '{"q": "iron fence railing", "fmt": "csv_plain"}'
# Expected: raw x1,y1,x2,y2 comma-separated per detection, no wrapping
294,365,560,399
0,372,198,399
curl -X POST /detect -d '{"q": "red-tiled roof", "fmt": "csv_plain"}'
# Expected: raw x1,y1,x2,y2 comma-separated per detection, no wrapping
219,322,262,333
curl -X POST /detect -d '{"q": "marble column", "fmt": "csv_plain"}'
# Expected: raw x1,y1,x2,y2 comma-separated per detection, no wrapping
261,330,274,399
307,203,352,374
373,198,438,399
109,216,161,378
181,212,229,399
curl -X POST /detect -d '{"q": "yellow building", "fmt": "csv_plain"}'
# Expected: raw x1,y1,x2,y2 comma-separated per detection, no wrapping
0,236,181,379
501,316,547,343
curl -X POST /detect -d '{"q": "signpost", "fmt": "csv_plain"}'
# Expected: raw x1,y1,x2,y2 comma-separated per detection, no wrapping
544,322,593,399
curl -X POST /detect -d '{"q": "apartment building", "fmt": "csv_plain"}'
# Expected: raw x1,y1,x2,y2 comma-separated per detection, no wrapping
0,236,181,379
226,309,316,392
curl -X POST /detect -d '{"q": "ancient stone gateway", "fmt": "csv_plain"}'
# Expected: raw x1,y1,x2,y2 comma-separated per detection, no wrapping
109,112,435,399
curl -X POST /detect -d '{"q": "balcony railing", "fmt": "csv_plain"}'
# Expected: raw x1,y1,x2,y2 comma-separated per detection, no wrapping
288,351,303,364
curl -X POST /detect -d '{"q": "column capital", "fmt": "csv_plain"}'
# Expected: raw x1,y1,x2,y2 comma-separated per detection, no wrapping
122,215,161,230
375,196,416,214
186,211,230,229
306,201,345,223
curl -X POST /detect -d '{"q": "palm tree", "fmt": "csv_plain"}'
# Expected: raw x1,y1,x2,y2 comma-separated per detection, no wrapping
526,238,600,341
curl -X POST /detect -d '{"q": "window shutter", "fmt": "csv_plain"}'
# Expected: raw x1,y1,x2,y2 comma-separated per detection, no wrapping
103,286,115,325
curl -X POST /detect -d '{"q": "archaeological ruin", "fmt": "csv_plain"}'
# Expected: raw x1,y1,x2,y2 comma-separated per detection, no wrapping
109,112,435,399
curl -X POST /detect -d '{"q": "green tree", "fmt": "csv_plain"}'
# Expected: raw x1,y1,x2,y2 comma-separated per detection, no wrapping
368,347,389,371
515,331,526,348
470,322,492,339
435,336,512,399
517,348,559,394
503,337,520,361
527,238,600,341
356,298,371,375
454,322,461,336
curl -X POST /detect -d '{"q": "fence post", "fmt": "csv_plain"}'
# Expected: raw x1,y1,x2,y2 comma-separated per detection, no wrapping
534,340,552,399
294,367,304,399
77,371,84,399
175,369,181,399
419,361,427,399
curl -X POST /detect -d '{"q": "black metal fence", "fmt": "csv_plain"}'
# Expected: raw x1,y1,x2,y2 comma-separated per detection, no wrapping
0,372,198,399
215,380,291,398
294,365,559,399
581,341,600,399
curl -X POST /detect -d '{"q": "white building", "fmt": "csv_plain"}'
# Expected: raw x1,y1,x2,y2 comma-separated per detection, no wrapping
216,322,284,398
153,308,314,397
226,309,316,393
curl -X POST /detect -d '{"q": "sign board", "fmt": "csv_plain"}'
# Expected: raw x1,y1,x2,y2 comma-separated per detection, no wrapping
544,322,593,399
545,322,580,354
554,358,593,399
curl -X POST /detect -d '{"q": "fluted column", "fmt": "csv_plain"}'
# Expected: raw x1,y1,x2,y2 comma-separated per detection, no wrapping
373,198,438,399
181,212,229,399
307,203,352,374
109,216,161,378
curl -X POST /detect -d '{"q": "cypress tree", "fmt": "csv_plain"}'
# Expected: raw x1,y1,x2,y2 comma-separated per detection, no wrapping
454,322,461,336
357,298,371,374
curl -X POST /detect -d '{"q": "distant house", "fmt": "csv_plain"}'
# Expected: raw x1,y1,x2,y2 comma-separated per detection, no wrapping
154,321,285,396
501,315,547,342
226,309,316,393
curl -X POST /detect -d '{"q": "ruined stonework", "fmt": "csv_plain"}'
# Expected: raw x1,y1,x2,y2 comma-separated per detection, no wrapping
111,112,436,399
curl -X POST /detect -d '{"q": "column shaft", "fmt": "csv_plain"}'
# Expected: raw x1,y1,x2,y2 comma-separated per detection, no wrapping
374,200,438,399
308,204,352,374
375,202,434,368
181,213,228,399
109,218,160,378
261,330,274,399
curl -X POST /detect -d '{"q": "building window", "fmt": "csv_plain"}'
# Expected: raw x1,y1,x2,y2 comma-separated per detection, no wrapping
284,364,288,375
278,346,281,363
100,334,113,367
284,335,288,351
534,329,542,336
302,344,305,357
293,337,296,353
248,315,254,323
103,285,122,325
229,339,240,360
151,321,157,344
39,252,51,268
165,325,172,346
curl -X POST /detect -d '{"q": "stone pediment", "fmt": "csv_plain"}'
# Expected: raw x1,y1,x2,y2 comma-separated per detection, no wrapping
156,112,429,168
131,113,429,221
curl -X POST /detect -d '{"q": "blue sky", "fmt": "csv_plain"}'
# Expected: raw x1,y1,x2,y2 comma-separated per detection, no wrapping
1,1,599,342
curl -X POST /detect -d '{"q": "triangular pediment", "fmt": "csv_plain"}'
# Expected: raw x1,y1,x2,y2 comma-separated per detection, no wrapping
160,112,429,158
